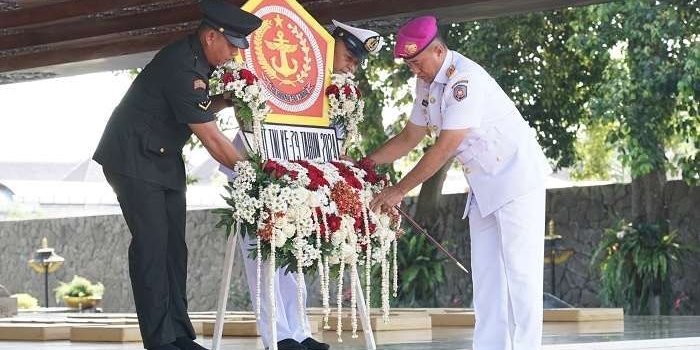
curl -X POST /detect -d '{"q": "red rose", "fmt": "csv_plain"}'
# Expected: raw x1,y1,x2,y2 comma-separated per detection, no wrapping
239,69,257,85
308,172,329,190
354,216,363,230
327,214,341,232
222,72,235,85
330,161,363,190
325,85,340,98
275,165,287,179
357,157,375,171
346,176,363,190
368,222,377,233
330,161,345,171
263,160,279,173
342,85,353,98
295,161,329,190
262,160,292,179
307,175,320,190
356,157,382,184
364,169,381,184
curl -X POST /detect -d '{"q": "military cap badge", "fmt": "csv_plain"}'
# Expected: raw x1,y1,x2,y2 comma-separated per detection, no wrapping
404,42,418,56
365,36,380,53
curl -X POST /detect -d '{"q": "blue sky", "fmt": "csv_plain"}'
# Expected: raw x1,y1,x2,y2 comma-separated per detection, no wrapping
0,72,133,163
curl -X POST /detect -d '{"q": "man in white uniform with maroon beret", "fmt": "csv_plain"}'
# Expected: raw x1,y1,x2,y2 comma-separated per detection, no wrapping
367,15,551,350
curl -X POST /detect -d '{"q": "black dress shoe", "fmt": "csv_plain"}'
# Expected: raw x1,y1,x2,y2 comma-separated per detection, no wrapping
301,337,330,350
277,338,308,350
173,337,209,350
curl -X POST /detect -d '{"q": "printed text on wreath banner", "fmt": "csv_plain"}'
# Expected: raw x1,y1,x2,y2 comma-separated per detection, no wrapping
244,124,340,162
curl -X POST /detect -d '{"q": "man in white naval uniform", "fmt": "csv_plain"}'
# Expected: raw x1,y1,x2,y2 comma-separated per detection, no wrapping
367,16,551,350
219,20,384,350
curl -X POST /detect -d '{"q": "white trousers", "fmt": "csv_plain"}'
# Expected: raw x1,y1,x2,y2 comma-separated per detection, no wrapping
240,234,312,348
468,187,545,350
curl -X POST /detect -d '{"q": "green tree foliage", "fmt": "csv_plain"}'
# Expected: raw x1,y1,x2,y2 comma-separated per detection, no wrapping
585,0,699,185
571,121,617,181
358,9,612,171
356,8,612,224
357,1,697,223
441,11,611,169
576,0,699,228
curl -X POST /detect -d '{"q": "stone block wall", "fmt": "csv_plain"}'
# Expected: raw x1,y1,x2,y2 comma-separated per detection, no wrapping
0,211,252,312
0,181,697,314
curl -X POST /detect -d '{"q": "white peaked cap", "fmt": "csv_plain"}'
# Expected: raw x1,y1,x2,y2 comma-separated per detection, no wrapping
332,19,385,57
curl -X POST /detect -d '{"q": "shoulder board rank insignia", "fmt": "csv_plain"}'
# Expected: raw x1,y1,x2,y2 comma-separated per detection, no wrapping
193,79,206,90
198,99,212,111
446,64,456,78
451,79,469,89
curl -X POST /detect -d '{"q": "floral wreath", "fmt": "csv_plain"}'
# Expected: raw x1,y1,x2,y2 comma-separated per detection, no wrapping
325,73,364,152
218,157,401,340
211,61,401,341
210,60,269,155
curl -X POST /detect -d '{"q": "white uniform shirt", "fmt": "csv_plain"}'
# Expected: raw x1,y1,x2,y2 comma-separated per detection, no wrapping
408,50,551,218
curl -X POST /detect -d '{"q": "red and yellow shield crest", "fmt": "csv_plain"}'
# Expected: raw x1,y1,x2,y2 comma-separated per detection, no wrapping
240,0,334,126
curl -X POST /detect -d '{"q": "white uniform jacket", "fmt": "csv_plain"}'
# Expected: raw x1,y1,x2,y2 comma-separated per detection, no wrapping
408,50,551,218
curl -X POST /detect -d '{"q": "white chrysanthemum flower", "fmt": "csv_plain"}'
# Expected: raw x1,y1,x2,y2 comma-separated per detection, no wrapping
331,229,346,247
328,254,340,265
340,243,357,264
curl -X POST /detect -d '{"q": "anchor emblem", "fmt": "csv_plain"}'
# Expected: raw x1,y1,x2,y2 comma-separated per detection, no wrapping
266,30,299,78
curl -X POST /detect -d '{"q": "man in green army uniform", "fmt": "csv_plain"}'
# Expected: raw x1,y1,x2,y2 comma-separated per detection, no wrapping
93,2,262,350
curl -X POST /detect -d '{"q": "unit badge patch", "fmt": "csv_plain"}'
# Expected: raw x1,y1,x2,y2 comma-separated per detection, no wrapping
452,84,467,101
193,79,206,90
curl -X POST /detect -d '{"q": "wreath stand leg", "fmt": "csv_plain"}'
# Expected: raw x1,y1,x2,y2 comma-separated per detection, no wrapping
212,223,240,350
354,272,376,349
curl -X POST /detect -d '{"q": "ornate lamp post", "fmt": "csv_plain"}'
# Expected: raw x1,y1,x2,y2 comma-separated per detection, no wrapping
543,220,574,297
28,237,64,308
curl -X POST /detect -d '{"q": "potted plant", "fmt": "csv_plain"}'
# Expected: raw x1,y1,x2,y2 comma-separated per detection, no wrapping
591,219,692,315
11,293,39,310
367,230,447,308
54,275,104,309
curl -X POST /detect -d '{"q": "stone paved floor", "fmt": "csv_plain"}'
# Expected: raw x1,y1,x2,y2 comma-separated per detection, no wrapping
0,316,698,350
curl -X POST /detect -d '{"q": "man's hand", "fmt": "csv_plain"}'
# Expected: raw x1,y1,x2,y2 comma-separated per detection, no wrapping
339,154,355,162
370,185,406,213
189,121,243,169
